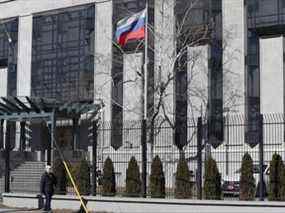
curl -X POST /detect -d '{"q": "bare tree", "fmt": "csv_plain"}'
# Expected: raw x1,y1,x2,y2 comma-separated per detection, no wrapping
94,0,243,155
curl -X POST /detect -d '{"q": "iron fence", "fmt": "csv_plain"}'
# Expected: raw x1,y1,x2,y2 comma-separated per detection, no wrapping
1,113,284,200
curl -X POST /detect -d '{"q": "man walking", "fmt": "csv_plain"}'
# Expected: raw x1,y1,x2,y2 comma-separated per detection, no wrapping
40,165,57,212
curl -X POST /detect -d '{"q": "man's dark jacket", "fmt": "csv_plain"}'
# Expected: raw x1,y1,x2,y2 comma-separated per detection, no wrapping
40,172,57,195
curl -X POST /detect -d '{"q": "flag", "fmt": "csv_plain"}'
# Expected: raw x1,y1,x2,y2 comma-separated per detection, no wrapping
115,9,146,47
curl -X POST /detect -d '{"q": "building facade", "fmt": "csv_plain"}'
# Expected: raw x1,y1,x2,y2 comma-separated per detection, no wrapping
0,0,285,187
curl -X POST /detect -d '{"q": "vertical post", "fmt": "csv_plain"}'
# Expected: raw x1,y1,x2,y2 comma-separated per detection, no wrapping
197,117,203,200
5,121,11,193
47,122,52,166
20,121,26,152
259,114,264,201
226,115,229,176
72,117,79,151
92,122,98,196
141,1,148,198
141,119,147,198
0,119,4,149
47,113,55,166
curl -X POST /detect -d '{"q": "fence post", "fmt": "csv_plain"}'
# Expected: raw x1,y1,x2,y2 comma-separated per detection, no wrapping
197,117,203,200
141,119,147,198
92,122,98,196
5,121,11,193
259,114,264,201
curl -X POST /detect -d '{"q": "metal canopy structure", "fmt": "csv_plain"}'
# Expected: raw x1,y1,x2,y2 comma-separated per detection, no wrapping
0,96,101,121
0,96,103,193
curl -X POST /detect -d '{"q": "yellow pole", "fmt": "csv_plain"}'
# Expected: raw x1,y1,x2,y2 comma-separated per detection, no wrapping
63,161,89,213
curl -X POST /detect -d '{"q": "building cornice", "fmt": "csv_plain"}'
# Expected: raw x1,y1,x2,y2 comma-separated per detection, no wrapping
0,0,105,19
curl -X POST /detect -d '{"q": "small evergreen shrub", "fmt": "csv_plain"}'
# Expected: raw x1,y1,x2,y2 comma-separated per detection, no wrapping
76,159,91,195
268,153,284,201
149,155,165,198
53,158,67,195
125,156,141,197
175,156,192,199
102,157,116,196
280,166,285,201
239,152,256,200
203,156,221,200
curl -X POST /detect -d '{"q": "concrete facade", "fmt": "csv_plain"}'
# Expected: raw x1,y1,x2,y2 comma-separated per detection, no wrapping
1,0,285,191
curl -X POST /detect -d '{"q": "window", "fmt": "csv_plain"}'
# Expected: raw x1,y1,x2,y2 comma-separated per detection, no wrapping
31,5,95,102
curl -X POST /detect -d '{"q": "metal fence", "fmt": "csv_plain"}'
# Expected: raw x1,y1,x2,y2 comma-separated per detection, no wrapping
95,113,285,199
1,113,285,200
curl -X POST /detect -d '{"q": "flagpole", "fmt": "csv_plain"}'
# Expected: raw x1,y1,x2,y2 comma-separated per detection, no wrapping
144,1,148,120
141,0,148,198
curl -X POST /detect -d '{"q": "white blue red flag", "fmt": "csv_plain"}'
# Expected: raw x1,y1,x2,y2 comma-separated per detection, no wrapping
115,9,146,47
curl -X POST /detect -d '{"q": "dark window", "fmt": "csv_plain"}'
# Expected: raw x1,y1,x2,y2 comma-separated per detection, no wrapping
31,5,95,102
0,19,18,96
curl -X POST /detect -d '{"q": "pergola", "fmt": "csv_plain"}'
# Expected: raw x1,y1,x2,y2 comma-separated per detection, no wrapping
0,96,102,193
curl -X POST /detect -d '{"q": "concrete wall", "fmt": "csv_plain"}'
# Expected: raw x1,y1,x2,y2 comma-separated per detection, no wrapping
4,193,285,213
94,0,113,123
15,15,33,150
260,36,284,114
0,68,7,97
187,45,209,118
154,0,175,118
0,0,98,19
123,53,143,121
222,0,245,114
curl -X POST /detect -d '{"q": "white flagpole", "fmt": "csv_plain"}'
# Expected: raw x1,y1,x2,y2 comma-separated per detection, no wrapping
144,1,148,120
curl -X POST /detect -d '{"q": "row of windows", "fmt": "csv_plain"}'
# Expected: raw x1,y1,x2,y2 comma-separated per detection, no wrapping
31,5,95,102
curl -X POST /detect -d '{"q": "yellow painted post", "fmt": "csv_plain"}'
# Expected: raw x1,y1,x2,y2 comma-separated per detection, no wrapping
63,161,89,213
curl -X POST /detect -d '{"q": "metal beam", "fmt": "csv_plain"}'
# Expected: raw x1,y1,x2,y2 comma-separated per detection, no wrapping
26,96,41,113
0,102,13,112
1,97,22,112
0,112,53,121
13,97,31,112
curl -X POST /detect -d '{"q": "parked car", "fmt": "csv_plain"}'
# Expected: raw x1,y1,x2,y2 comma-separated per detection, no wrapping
222,174,240,196
222,164,270,197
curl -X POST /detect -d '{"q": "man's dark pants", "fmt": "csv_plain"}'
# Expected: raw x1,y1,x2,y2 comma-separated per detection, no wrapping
44,193,52,211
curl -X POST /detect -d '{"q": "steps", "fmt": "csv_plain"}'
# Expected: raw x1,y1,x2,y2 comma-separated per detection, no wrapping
0,161,46,194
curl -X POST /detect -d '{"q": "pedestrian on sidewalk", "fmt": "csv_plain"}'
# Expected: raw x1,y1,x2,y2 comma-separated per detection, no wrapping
40,165,57,212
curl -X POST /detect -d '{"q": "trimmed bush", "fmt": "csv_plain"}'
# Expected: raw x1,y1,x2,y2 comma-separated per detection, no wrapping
203,156,221,200
239,152,256,200
175,156,192,199
280,166,285,201
102,157,116,196
125,156,141,197
268,153,284,201
76,159,91,195
53,158,67,195
149,155,165,198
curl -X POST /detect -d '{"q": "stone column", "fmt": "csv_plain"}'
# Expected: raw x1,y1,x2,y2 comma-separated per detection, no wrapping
123,53,143,147
15,15,33,151
93,1,113,153
154,0,175,147
222,0,245,114
0,68,7,150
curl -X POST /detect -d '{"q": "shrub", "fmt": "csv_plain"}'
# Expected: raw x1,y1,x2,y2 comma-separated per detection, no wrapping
149,155,165,198
268,153,284,201
203,156,221,200
125,156,141,197
239,152,256,200
76,159,91,195
102,157,116,196
280,166,285,200
175,156,192,199
53,158,67,195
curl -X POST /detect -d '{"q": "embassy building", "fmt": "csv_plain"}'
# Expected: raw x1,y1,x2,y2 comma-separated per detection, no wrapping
0,0,285,189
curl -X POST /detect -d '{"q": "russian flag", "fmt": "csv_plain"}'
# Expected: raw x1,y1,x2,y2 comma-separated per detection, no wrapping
115,9,146,47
